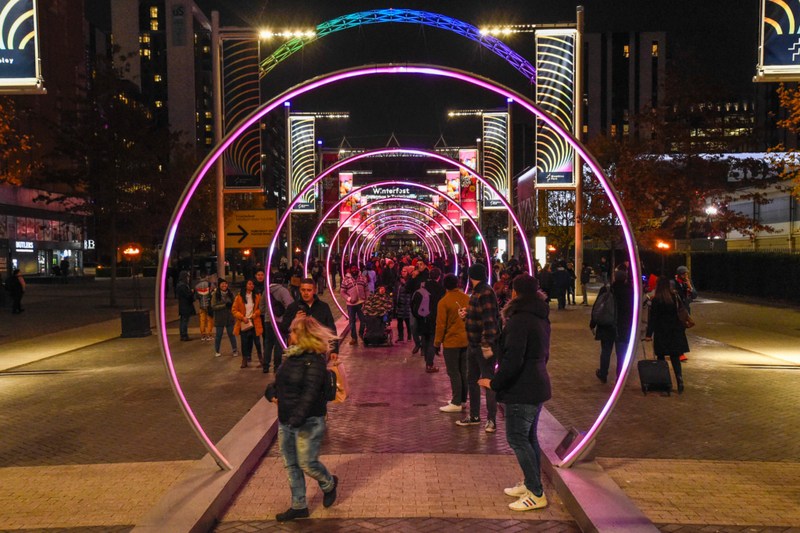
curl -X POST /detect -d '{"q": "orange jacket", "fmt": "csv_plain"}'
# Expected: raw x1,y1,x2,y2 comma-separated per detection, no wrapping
232,292,263,336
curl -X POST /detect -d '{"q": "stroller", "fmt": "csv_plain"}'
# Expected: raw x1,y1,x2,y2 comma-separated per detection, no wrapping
362,312,393,346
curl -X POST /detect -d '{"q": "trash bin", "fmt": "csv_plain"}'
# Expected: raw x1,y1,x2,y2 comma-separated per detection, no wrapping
121,309,152,338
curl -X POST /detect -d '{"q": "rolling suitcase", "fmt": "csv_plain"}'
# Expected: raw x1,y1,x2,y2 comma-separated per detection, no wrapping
638,340,672,396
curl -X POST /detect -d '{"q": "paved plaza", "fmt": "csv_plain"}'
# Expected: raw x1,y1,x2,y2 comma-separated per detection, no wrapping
0,280,799,531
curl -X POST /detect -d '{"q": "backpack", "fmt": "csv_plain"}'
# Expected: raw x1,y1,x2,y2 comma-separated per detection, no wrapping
414,286,431,317
323,367,337,402
591,288,616,327
269,289,286,318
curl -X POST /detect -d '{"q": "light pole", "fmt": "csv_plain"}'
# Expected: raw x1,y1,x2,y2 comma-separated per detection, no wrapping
657,241,671,277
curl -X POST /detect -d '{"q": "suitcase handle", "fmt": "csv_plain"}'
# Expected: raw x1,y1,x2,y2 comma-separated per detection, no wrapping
640,339,652,360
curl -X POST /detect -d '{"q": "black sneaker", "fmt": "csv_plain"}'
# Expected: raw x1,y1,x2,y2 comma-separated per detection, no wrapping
456,416,481,426
595,369,607,384
323,475,338,508
276,507,309,522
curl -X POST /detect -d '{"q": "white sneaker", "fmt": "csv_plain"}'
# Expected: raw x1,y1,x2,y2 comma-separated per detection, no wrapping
439,402,462,413
485,420,497,433
509,490,547,511
504,481,527,497
215,352,221,357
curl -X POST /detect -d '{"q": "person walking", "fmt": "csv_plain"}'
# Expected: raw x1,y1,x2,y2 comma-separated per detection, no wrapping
394,267,413,343
644,276,689,393
364,262,377,293
260,273,294,373
176,271,196,341
590,270,634,384
435,273,470,412
478,274,551,511
598,257,611,286
538,264,552,303
194,271,215,341
457,263,500,434
281,278,339,363
411,267,446,373
671,266,697,362
340,264,369,345
232,279,263,369
580,263,592,305
6,269,25,314
405,264,429,354
566,263,577,305
210,279,238,358
265,315,339,522
311,260,326,295
551,261,571,310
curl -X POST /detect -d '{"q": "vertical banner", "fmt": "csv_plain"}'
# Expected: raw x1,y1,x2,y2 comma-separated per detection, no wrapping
0,0,44,94
322,152,340,221
339,172,353,226
223,40,262,190
482,112,509,210
289,115,316,212
535,30,576,187
756,0,800,81
445,173,461,225
458,149,478,219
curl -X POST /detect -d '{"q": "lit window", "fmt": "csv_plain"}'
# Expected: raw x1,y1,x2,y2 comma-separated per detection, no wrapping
652,43,658,57
142,34,150,43
623,45,630,58
150,6,157,18
611,124,617,135
151,20,158,31
583,125,588,133
205,124,212,131
154,74,161,82
206,138,213,145
203,46,210,53
623,124,629,135
205,111,212,119
155,101,163,108
143,49,150,58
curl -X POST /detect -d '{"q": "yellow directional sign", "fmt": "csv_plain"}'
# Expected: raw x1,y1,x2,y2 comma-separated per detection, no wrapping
225,210,277,248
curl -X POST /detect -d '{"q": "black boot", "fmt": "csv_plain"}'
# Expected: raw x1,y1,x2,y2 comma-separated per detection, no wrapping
276,507,309,522
676,376,684,394
323,475,339,508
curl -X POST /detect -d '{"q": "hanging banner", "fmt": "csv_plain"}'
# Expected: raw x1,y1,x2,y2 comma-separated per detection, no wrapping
223,40,261,190
535,29,576,187
0,0,44,94
458,149,478,219
445,172,461,225
482,112,509,210
289,115,316,212
339,172,353,226
322,152,340,220
756,0,800,81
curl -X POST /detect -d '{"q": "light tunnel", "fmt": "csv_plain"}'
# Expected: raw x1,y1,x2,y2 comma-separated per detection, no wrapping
158,64,642,470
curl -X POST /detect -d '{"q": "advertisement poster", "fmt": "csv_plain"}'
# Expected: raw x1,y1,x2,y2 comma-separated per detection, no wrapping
482,112,509,209
339,173,353,227
445,172,461,224
458,149,478,219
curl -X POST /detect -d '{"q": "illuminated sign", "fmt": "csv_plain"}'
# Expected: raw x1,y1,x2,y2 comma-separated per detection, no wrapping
289,115,316,212
84,239,95,250
482,112,509,209
756,0,800,81
458,149,478,219
535,29,576,187
0,0,44,94
15,240,33,252
222,39,261,190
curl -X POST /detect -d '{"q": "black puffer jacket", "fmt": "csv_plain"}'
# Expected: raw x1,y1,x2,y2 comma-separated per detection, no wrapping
589,280,634,343
264,347,327,427
491,295,552,405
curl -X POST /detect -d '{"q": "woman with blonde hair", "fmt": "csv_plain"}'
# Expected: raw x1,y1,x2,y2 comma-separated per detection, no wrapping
264,315,339,522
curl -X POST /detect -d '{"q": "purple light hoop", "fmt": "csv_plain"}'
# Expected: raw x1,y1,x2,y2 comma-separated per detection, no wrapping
160,64,640,470
358,218,442,264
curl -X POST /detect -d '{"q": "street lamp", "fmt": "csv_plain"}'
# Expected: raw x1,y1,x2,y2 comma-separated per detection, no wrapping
123,244,143,310
657,241,670,276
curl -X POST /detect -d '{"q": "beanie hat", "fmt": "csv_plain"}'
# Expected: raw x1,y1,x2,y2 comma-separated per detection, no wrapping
676,266,688,275
468,263,487,282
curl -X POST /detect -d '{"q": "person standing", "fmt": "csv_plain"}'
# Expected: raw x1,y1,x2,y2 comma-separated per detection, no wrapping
176,271,196,341
394,267,413,343
311,259,326,295
457,263,499,434
566,263,577,305
580,263,592,306
598,257,611,286
590,270,634,384
340,265,369,345
364,262,377,293
644,276,689,393
435,273,470,412
211,279,238,357
412,267,446,373
6,269,25,314
289,258,304,301
194,271,215,341
479,274,551,512
232,279,262,369
60,257,70,284
265,315,339,522
493,270,513,311
260,273,294,373
538,264,552,303
671,266,697,361
281,278,339,363
551,262,571,310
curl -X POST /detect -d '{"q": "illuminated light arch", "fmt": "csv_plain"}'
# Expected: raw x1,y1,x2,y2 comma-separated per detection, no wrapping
158,64,641,470
354,217,445,268
361,225,441,266
319,197,489,319
259,9,536,82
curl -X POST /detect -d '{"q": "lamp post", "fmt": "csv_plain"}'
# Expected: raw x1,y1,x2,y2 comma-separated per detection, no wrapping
123,244,142,310
657,241,671,277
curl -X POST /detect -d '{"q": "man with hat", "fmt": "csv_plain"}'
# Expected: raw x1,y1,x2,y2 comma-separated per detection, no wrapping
456,262,500,433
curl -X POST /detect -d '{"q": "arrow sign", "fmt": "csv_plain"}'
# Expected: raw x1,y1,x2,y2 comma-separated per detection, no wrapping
227,225,249,244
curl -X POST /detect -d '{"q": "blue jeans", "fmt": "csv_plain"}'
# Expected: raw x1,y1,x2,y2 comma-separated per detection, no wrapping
279,416,334,509
348,304,366,340
598,340,628,380
504,403,544,497
214,324,237,354
567,285,575,304
263,322,284,370
409,315,421,347
179,315,190,337
467,345,497,422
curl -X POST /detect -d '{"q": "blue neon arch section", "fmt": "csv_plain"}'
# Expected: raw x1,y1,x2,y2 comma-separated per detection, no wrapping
259,9,536,82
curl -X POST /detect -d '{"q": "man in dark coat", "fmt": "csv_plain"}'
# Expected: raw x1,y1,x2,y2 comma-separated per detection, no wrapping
589,270,634,383
176,270,196,341
281,278,339,360
551,261,572,310
580,263,592,305
479,274,551,512
411,267,446,373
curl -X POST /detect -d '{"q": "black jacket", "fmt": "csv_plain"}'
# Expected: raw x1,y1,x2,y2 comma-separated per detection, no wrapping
552,267,572,289
590,280,634,343
280,296,339,353
411,279,446,335
646,296,690,356
264,349,327,427
177,281,196,317
491,296,552,405
580,266,592,285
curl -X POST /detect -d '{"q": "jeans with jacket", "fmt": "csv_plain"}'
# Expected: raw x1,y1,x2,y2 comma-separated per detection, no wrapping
347,304,366,340
279,415,335,509
214,324,237,354
262,321,283,371
179,315,190,337
504,403,544,496
467,344,497,422
598,340,628,381
443,346,468,405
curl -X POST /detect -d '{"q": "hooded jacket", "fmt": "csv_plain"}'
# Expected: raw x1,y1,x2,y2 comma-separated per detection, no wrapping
264,345,327,427
411,278,446,335
259,283,294,324
490,294,552,405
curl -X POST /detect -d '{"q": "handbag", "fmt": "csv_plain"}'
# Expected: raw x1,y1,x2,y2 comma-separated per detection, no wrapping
330,362,348,403
676,299,695,329
290,276,302,287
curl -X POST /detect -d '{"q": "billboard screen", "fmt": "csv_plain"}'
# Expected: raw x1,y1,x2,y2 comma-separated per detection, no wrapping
0,0,43,93
756,0,800,81
535,30,576,187
482,112,509,210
